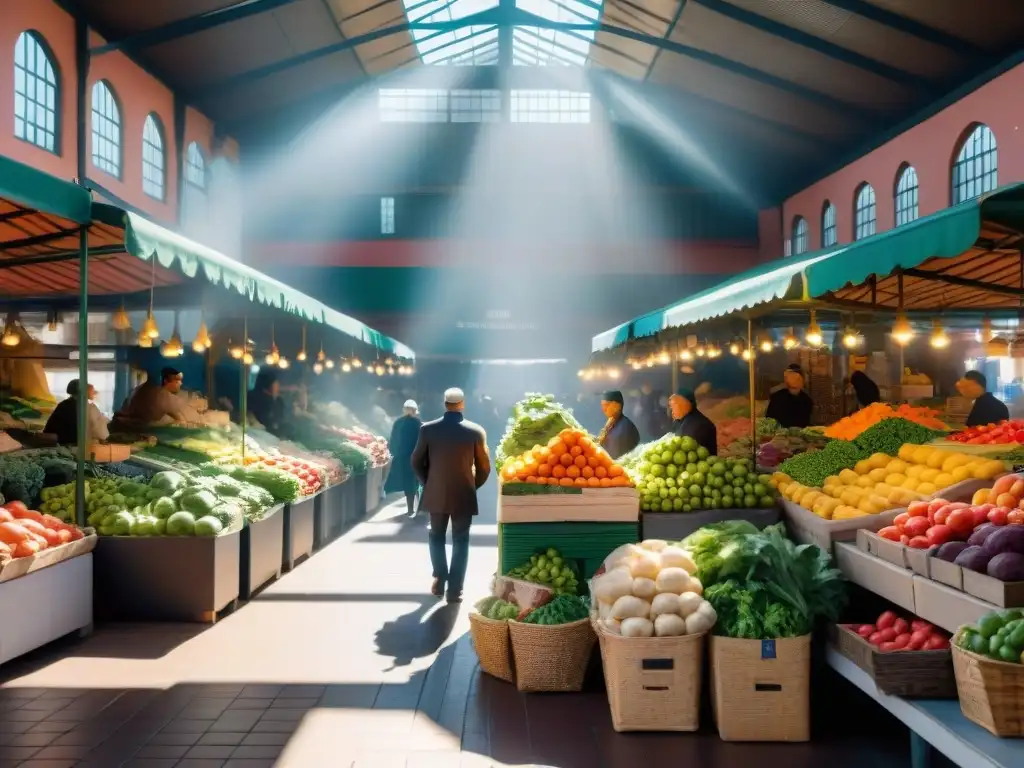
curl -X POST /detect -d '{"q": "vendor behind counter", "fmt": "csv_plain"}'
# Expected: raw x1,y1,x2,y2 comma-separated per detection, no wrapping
765,364,814,428
112,367,200,427
958,370,1010,427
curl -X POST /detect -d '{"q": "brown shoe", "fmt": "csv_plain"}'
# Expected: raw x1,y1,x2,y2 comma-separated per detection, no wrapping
431,578,445,598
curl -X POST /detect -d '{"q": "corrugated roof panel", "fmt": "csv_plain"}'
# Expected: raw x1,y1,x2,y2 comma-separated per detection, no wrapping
866,0,1024,48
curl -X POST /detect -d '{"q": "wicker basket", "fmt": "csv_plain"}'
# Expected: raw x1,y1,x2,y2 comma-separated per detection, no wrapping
469,612,515,684
710,634,811,742
597,625,705,732
951,633,1024,736
508,618,595,693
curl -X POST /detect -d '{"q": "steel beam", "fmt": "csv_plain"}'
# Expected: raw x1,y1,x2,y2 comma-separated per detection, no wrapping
643,0,686,81
690,0,931,89
820,0,983,56
92,0,302,54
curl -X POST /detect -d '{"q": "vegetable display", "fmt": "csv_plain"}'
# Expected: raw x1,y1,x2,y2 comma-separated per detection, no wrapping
957,609,1024,663
629,435,775,512
474,596,520,620
522,594,590,625
852,418,948,457
848,611,950,652
776,439,870,488
0,501,85,561
591,540,718,637
505,547,579,595
499,429,632,489
226,466,301,503
948,419,1024,445
823,403,947,440
495,394,584,467
0,452,46,506
240,455,324,496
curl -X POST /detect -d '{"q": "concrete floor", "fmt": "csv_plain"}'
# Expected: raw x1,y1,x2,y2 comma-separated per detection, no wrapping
0,477,930,767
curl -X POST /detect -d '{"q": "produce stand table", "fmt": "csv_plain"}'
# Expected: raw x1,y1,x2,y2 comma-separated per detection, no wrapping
94,531,241,623
641,506,781,541
827,648,1023,768
283,495,316,571
366,463,389,513
0,553,93,665
498,521,640,582
351,472,369,520
240,506,285,600
315,482,342,548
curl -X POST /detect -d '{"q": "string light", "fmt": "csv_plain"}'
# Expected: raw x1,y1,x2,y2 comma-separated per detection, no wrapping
929,318,949,349
892,312,914,346
805,310,823,348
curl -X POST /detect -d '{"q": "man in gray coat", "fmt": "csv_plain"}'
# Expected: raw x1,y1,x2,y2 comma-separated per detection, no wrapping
411,387,491,603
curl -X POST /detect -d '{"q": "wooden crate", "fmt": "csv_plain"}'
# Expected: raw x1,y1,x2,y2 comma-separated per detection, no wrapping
829,624,956,699
498,487,639,523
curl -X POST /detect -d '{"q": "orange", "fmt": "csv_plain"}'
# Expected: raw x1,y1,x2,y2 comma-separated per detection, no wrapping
559,477,574,487
611,475,629,487
608,465,624,477
537,463,552,478
574,455,587,469
559,453,574,467
587,476,601,487
535,476,547,485
548,438,566,454
599,477,613,487
536,446,552,461
551,464,567,479
501,465,517,481
526,476,538,484
574,477,588,487
582,466,594,479
595,466,607,479
566,465,581,479
601,455,614,468
561,431,579,447
587,455,601,468
524,460,540,475
569,446,582,457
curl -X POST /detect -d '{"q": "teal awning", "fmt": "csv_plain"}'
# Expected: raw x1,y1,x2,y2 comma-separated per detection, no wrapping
0,154,92,224
592,183,1024,352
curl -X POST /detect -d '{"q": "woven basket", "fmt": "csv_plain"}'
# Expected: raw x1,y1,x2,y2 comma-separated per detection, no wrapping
469,612,515,684
710,634,811,742
508,618,595,693
597,625,705,732
951,632,1024,736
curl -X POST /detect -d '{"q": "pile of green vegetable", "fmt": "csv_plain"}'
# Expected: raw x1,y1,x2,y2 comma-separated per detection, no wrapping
682,522,846,639
853,418,947,457
522,594,590,625
495,393,583,466
328,442,372,476
505,547,579,595
225,466,301,503
474,596,520,620
957,609,1024,664
0,452,46,506
777,439,870,487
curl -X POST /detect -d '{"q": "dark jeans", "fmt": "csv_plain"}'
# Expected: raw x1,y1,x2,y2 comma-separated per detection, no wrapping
404,490,416,516
428,513,472,595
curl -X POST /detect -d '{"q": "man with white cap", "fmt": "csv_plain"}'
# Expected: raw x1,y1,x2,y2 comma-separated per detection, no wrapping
411,387,491,603
384,399,423,516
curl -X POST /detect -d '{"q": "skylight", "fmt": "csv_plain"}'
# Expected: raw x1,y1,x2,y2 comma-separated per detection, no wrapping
398,0,603,65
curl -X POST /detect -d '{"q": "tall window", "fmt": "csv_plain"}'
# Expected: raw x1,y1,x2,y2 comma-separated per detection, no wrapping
821,201,837,248
90,80,121,177
378,89,448,123
952,124,997,204
894,165,919,226
510,90,590,123
380,197,395,235
14,31,59,153
450,90,501,123
854,184,876,240
183,142,207,228
791,216,808,256
142,114,165,201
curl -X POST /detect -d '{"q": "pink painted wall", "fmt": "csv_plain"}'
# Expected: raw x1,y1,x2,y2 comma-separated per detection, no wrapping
782,61,1024,251
757,207,782,261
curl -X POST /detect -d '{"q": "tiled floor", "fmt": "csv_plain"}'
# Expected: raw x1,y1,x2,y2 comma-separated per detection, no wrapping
2,479,938,767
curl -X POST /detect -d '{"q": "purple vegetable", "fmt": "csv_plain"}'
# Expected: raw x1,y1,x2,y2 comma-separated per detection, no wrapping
936,541,971,563
987,552,1024,582
982,525,1024,557
968,523,998,548
954,545,993,573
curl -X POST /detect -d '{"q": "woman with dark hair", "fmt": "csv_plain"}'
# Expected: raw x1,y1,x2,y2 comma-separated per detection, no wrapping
849,370,881,410
248,369,285,435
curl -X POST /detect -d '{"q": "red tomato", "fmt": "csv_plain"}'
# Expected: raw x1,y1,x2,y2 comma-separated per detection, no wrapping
988,507,1010,526
907,637,926,650
853,624,873,638
892,618,909,635
878,526,903,542
926,524,954,547
903,517,930,538
1008,509,1024,525
900,535,911,545
909,628,932,646
908,536,932,549
1015,430,1024,443
868,631,886,645
924,635,949,650
910,619,933,633
893,512,911,530
946,509,974,535
907,501,930,518
876,612,897,630
879,641,899,652
892,633,911,649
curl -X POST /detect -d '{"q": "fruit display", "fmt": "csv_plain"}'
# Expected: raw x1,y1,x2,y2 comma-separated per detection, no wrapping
716,417,754,456
591,539,718,637
957,609,1024,663
522,594,590,625
0,500,86,562
824,403,948,440
318,425,391,468
499,429,632,489
776,439,869,488
474,596,521,620
240,454,324,496
878,499,984,549
847,610,950,652
496,393,584,467
505,547,580,595
948,419,1024,445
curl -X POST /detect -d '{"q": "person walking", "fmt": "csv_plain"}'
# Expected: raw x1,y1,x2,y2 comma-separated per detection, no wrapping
411,388,491,603
384,399,423,517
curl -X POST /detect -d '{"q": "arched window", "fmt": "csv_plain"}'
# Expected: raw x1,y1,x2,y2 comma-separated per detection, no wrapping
183,142,207,227
90,80,121,177
854,183,876,240
791,216,808,256
14,31,59,153
952,124,997,204
141,114,165,201
894,165,919,226
186,142,206,194
821,201,837,248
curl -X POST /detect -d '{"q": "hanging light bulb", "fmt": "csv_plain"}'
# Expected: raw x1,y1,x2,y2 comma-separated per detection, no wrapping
137,330,153,348
929,318,950,349
1,314,20,347
782,328,799,350
577,369,585,378
695,345,706,358
325,358,335,370
386,366,395,375
265,323,279,365
351,356,363,369
842,326,861,349
758,331,774,353
741,348,754,361
706,343,722,359
297,326,308,362
46,311,59,332
892,312,914,346
278,357,290,370
606,367,620,379
679,348,692,362
728,339,742,356
313,362,324,375
142,311,160,340
242,351,254,365
111,304,132,332
376,364,386,376
657,349,671,365
192,317,211,352
341,361,352,372
805,310,823,348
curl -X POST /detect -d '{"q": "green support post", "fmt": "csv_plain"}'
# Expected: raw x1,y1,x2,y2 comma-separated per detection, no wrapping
75,227,88,528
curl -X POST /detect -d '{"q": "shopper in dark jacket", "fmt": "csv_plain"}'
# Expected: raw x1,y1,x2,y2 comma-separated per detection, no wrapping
384,399,423,516
849,370,881,410
411,388,491,603
669,388,718,456
598,390,641,459
766,364,814,428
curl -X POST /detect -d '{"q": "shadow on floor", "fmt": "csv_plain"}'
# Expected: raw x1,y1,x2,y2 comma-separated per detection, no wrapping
374,602,461,670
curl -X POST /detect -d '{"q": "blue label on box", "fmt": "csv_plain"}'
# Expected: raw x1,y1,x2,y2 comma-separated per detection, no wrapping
761,639,777,659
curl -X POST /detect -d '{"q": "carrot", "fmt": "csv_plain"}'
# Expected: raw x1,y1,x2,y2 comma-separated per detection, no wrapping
0,521,30,545
42,528,61,547
55,528,73,545
13,539,40,558
13,509,44,524
17,519,48,537
0,508,12,523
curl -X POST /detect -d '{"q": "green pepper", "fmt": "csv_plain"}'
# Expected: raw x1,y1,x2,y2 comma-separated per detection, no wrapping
999,644,1020,664
969,632,988,655
1009,623,1024,651
979,612,1006,638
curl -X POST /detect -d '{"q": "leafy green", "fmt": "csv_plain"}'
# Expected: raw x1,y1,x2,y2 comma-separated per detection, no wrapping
777,439,870,487
0,453,46,506
853,418,947,457
679,520,759,585
495,394,583,466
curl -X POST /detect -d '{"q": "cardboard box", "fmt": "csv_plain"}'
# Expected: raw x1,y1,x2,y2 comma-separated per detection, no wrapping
781,500,900,552
834,542,916,613
857,530,934,578
912,575,993,633
829,624,956,698
929,556,964,590
960,568,1024,608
